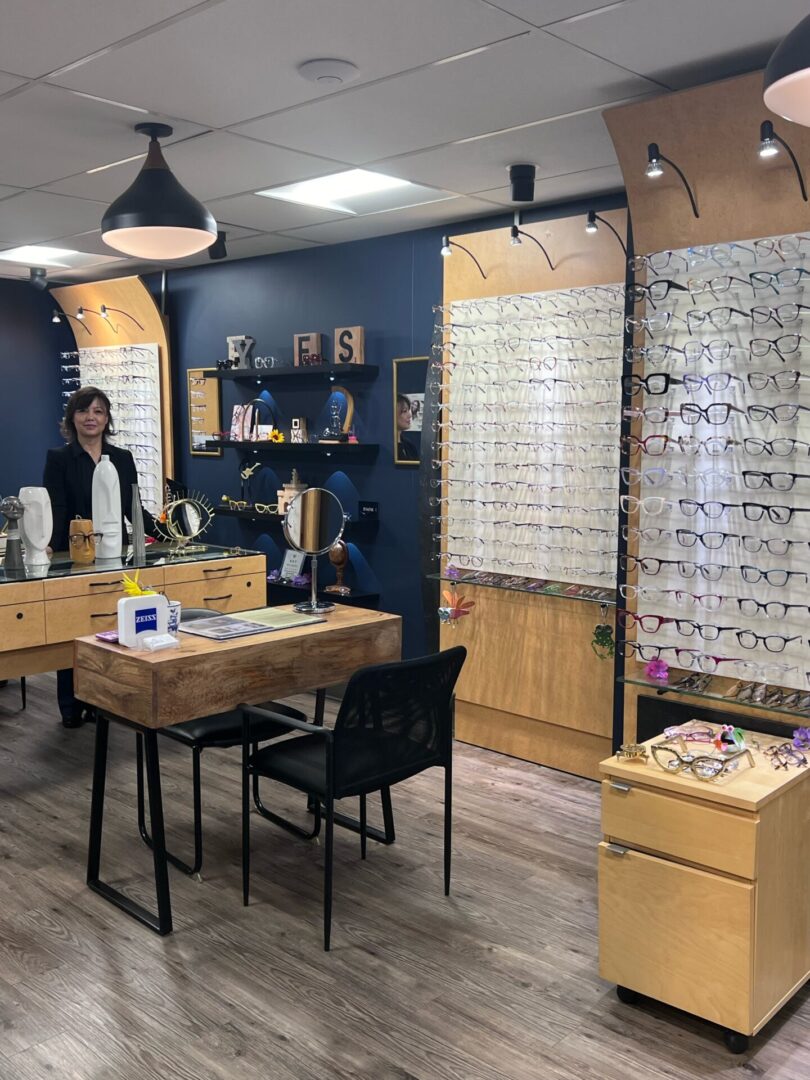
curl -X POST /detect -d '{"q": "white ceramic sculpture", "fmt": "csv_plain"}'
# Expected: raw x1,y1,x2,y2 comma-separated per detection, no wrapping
19,486,52,570
92,455,122,560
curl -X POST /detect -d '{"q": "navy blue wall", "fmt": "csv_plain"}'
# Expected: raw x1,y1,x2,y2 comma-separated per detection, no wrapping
0,282,75,499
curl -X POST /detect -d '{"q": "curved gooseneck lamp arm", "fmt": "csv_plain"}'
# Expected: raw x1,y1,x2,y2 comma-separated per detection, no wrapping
440,236,488,279
647,142,700,219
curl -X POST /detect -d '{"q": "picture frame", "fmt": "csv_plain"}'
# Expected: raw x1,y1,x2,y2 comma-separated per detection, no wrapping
279,549,307,582
393,356,428,465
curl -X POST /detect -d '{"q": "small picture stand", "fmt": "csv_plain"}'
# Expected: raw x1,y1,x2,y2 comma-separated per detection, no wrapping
279,549,307,583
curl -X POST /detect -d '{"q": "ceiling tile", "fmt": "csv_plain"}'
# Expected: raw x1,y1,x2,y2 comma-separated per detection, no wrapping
0,84,203,188
0,71,26,94
0,191,110,245
278,195,501,245
232,30,657,162
49,0,529,128
183,232,324,264
372,108,621,194
548,0,810,89
45,132,350,203
481,1,632,27
205,193,350,232
472,162,625,207
0,1,203,79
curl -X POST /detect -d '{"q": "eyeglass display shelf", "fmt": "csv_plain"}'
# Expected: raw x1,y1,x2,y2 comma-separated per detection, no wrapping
204,440,378,461
204,365,378,384
214,506,379,536
267,580,379,608
619,675,810,723
427,572,616,606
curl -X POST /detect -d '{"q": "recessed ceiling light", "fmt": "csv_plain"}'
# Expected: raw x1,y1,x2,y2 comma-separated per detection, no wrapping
256,169,414,214
0,245,78,267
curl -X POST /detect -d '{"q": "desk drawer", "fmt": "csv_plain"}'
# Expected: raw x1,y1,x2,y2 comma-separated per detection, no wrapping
598,843,753,1033
44,568,164,600
163,574,261,613
0,581,44,606
601,779,757,879
162,555,264,585
46,594,122,642
0,602,45,652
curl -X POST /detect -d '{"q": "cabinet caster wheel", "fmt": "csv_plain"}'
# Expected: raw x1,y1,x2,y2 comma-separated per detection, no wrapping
722,1030,749,1055
616,985,641,1005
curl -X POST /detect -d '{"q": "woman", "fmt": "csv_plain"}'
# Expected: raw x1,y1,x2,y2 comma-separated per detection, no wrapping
44,386,156,727
396,393,419,462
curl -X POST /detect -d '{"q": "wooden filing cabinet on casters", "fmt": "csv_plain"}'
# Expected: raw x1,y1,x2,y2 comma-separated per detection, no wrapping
599,739,810,1054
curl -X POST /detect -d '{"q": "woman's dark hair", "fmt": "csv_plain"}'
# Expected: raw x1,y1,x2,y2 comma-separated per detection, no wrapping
397,393,411,410
60,386,115,443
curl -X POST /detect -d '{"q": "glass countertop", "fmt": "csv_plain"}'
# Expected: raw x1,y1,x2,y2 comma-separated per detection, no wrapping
0,543,264,585
620,675,810,722
427,572,616,606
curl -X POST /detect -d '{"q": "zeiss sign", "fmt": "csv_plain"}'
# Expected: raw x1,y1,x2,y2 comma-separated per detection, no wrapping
134,607,158,633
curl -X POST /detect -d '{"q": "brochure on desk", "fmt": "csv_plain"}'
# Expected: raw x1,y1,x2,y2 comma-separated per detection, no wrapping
180,608,325,640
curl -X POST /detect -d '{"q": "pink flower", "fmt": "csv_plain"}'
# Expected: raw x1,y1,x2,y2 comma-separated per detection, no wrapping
645,659,669,682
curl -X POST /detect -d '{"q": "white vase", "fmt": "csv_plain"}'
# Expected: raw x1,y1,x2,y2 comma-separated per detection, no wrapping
19,486,52,569
92,455,122,560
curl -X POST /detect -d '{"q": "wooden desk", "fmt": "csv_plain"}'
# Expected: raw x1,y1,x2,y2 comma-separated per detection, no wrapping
74,606,402,935
598,729,810,1053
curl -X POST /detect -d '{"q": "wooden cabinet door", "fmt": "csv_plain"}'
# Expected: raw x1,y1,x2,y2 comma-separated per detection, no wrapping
599,843,754,1034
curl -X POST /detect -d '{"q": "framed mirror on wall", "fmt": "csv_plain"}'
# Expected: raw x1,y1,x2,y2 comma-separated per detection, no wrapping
393,356,428,465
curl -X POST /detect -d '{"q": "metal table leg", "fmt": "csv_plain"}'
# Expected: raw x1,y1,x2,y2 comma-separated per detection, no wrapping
87,715,173,935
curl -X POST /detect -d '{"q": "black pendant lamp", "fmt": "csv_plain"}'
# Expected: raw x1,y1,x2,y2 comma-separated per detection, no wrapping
764,14,810,126
101,123,217,259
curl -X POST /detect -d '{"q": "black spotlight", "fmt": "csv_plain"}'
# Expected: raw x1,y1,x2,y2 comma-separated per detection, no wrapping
29,267,48,291
509,164,536,203
208,230,228,260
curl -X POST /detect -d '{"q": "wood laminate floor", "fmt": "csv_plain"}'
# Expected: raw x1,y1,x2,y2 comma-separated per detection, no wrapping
0,675,808,1079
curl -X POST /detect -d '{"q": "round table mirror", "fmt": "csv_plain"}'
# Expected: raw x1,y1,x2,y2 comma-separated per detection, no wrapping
283,487,346,613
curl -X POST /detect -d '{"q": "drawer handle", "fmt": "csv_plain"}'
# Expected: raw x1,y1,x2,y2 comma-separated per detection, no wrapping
204,593,233,602
610,781,632,793
91,612,116,619
88,581,117,588
203,566,232,574
606,844,629,857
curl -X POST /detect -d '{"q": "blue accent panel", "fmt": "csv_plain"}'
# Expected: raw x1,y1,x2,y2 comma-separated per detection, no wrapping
0,282,76,498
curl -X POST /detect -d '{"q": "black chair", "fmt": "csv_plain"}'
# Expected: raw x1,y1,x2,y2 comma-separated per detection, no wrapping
240,646,467,950
135,608,312,877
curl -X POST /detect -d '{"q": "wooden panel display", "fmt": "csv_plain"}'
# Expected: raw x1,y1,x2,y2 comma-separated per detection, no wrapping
188,367,221,456
603,70,810,258
440,210,627,778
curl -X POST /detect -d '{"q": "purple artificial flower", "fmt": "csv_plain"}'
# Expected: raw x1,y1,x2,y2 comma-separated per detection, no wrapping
645,658,669,682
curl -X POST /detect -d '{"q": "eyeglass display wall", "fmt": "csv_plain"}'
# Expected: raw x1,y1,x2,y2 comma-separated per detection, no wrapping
61,343,163,515
620,234,810,696
435,285,623,589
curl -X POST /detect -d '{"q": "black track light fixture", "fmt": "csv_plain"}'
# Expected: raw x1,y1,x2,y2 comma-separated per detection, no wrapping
585,211,627,256
29,267,48,291
440,235,487,279
757,120,807,201
52,309,92,335
509,215,554,271
645,142,699,218
208,230,228,260
99,304,145,330
509,164,536,203
102,122,217,260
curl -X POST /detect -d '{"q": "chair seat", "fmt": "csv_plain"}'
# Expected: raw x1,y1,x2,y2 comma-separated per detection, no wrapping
162,701,307,750
251,730,441,797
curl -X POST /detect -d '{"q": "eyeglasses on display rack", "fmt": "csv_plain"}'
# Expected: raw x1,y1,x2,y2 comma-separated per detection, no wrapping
750,303,810,327
622,434,738,457
742,470,810,490
737,598,810,619
625,312,687,335
740,565,808,587
626,279,691,304
749,267,810,292
623,374,684,396
623,643,741,672
741,502,810,525
685,307,750,333
629,251,690,273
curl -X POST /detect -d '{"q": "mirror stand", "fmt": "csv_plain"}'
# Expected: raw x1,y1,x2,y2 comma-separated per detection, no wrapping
293,554,336,614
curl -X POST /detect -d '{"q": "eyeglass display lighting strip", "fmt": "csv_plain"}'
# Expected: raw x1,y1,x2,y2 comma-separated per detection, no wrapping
60,343,163,516
433,283,624,589
621,231,810,695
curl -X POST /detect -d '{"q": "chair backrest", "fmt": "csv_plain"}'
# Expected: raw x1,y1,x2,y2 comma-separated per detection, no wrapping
332,646,466,794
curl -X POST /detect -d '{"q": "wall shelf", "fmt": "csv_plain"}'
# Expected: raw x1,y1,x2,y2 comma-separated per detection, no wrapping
215,506,379,537
267,580,379,608
427,572,616,607
620,675,810,722
205,364,378,384
205,440,378,461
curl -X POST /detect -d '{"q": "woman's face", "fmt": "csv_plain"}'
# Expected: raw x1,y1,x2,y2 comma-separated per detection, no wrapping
74,397,108,440
397,401,411,432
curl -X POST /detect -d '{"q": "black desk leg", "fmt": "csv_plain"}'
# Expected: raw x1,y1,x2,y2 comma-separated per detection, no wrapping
87,718,173,936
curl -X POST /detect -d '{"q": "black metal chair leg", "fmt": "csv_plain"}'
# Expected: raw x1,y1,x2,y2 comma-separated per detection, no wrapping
20,677,26,710
136,734,204,877
359,794,367,860
330,787,396,846
252,772,322,840
324,794,334,951
444,760,452,896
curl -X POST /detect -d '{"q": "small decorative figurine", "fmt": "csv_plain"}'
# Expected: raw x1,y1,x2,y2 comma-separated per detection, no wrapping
438,589,474,626
324,539,351,596
68,516,97,566
591,604,615,660
715,724,746,753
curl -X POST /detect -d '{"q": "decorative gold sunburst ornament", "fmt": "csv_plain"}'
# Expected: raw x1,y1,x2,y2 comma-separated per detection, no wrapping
155,489,215,547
